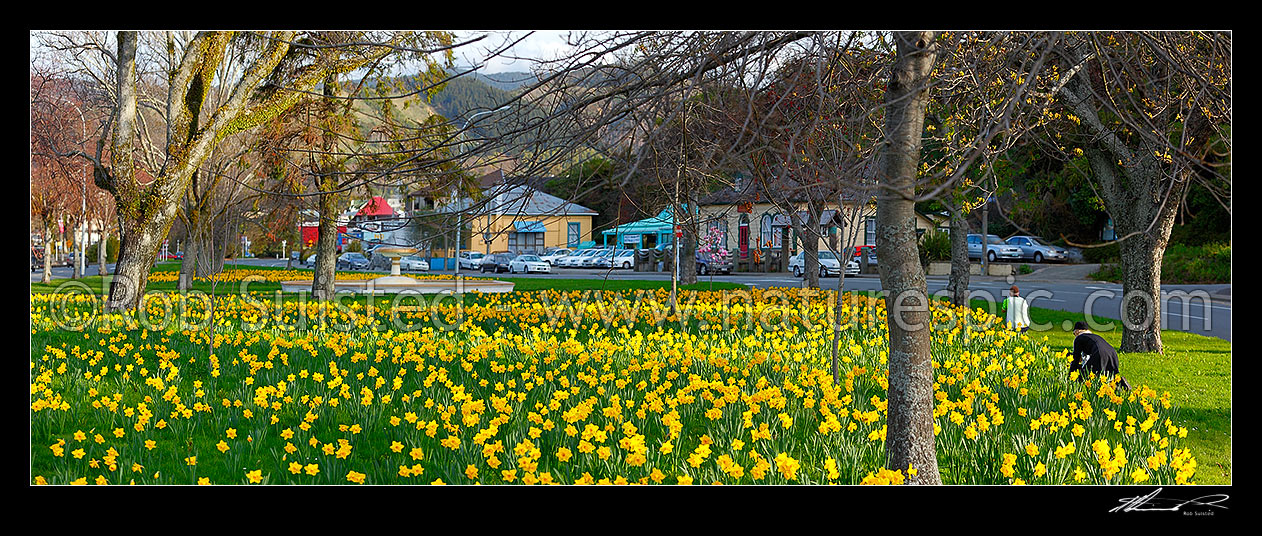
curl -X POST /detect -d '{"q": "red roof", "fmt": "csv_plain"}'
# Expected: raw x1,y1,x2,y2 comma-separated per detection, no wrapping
356,196,395,217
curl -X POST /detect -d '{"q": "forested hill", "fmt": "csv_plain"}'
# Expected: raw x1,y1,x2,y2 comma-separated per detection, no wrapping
351,71,533,125
425,74,518,123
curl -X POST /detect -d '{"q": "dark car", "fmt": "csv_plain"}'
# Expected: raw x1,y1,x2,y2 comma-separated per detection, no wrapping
336,252,370,270
696,251,733,275
479,253,513,273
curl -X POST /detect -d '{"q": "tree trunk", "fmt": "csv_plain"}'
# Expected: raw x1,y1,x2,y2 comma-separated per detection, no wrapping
70,215,82,280
794,211,820,288
105,210,174,311
42,221,54,284
312,191,340,301
830,254,848,385
946,205,971,307
1118,234,1167,353
679,221,698,286
1081,148,1185,354
178,228,199,291
97,224,109,277
876,31,940,485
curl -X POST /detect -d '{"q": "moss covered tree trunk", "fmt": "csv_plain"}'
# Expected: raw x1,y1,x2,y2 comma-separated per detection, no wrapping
311,73,342,301
875,31,941,485
106,210,175,310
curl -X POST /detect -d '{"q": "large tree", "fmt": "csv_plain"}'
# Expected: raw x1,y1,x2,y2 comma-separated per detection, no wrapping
1047,31,1230,353
37,31,444,311
874,31,941,485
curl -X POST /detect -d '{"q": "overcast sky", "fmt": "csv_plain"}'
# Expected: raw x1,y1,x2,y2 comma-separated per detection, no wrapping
451,31,583,74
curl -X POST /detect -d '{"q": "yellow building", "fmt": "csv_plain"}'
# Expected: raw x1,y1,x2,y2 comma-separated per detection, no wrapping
458,182,597,255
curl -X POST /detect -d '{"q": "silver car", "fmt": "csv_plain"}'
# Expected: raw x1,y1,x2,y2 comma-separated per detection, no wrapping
1005,236,1069,263
967,234,1023,263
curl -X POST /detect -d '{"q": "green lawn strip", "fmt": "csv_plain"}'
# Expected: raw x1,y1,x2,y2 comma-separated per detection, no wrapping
32,268,748,296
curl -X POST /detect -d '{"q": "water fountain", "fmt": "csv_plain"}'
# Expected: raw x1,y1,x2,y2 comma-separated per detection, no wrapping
280,246,514,295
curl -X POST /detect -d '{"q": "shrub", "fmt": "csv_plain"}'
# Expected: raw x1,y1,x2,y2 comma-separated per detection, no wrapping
1088,242,1230,284
85,236,120,263
1018,264,1033,275
920,229,952,262
1082,241,1120,264
1162,242,1231,284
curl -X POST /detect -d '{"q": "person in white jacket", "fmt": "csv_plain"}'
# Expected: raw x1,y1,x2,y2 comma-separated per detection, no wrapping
1001,285,1031,332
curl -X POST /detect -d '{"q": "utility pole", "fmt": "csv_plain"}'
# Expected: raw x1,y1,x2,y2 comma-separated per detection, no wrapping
980,195,989,274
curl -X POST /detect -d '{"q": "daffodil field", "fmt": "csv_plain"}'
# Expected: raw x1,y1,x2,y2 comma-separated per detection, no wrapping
30,287,1197,485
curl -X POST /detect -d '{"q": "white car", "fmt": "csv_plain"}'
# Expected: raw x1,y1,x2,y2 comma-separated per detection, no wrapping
583,249,613,268
458,251,485,270
540,249,573,266
400,256,429,272
844,258,860,276
612,249,636,269
509,254,552,274
788,250,844,278
560,249,597,267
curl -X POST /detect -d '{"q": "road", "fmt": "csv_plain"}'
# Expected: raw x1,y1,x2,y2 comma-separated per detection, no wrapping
33,258,1230,341
448,267,1231,342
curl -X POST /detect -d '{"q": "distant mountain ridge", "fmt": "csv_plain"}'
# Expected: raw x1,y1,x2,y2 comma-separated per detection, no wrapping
469,71,537,92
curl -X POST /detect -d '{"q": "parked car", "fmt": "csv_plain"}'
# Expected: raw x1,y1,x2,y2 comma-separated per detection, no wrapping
843,257,860,276
458,251,486,270
582,249,614,268
399,255,429,272
612,249,636,269
695,251,733,275
1005,235,1069,263
479,253,513,273
31,253,41,272
600,249,621,268
336,252,370,270
540,248,573,266
967,234,1023,262
788,250,844,278
509,254,552,274
562,249,598,268
305,254,318,267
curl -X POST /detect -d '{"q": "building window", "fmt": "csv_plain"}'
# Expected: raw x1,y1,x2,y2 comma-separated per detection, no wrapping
568,222,581,248
760,214,773,249
508,232,543,254
865,217,876,246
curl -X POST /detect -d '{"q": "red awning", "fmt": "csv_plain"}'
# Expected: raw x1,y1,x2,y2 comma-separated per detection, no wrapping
356,196,395,217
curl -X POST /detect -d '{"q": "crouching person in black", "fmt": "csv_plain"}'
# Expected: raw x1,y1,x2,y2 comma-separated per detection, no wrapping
1070,321,1131,390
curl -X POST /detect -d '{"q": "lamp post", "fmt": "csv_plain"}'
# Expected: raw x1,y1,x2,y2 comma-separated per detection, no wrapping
45,94,90,278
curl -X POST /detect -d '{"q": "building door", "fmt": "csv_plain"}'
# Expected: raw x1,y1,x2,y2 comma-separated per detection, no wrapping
567,222,581,248
738,215,749,257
